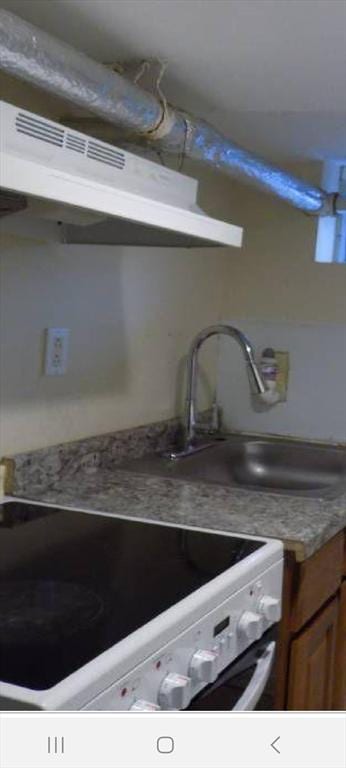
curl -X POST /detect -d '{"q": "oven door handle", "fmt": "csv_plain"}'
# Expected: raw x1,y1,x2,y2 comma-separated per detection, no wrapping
232,641,276,711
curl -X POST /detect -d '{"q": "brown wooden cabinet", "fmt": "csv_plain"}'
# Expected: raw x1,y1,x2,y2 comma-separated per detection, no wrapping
333,581,346,709
287,598,338,710
275,528,346,710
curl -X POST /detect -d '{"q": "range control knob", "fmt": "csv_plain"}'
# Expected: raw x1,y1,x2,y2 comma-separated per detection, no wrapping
130,699,161,711
189,649,219,684
237,611,264,641
158,672,192,710
258,595,281,623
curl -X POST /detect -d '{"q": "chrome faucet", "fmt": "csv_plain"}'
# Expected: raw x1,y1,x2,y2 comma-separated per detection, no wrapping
170,324,266,459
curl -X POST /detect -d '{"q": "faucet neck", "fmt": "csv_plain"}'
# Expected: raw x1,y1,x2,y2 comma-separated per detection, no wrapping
184,324,266,447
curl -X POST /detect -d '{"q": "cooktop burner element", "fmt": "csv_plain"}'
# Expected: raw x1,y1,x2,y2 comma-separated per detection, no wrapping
0,501,264,691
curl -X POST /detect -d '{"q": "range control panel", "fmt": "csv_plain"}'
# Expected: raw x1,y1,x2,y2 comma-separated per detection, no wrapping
84,559,283,711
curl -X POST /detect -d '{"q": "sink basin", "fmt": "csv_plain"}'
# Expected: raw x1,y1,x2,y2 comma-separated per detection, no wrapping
120,437,346,498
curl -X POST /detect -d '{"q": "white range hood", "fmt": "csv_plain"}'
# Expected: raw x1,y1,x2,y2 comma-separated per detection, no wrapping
0,101,243,248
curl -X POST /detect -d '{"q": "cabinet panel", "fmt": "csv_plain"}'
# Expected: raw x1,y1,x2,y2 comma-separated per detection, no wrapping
288,598,338,710
333,583,346,710
290,533,343,632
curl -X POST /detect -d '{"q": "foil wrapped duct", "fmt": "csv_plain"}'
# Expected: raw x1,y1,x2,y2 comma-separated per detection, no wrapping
0,9,334,215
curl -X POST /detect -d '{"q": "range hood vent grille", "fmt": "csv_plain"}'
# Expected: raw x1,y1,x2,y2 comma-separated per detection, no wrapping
15,111,126,171
86,140,126,170
15,112,64,147
65,132,86,154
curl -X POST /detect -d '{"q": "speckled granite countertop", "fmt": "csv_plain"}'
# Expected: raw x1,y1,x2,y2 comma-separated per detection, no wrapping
5,420,346,562
15,467,346,562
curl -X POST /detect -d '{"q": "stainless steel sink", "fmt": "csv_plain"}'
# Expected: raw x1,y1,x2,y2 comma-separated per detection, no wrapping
120,437,346,498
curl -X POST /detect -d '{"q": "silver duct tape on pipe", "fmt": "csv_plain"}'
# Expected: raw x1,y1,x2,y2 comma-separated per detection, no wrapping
0,9,162,134
158,115,332,214
0,9,334,215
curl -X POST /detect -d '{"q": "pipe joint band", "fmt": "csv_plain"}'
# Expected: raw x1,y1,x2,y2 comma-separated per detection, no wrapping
145,103,175,141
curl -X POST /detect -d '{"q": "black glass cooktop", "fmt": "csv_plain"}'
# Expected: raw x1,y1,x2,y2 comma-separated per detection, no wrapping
0,501,263,691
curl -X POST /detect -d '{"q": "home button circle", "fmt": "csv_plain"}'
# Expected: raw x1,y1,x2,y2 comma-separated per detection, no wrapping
157,736,175,754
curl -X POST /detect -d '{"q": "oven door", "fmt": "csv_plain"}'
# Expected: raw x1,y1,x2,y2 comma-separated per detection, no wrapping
188,628,277,712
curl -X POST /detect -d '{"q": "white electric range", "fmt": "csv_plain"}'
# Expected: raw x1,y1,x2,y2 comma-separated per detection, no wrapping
0,498,283,711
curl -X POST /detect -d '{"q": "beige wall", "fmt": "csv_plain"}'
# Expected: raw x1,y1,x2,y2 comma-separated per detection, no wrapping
1,127,345,456
216,161,346,442
1,74,242,455
0,162,238,455
220,161,346,324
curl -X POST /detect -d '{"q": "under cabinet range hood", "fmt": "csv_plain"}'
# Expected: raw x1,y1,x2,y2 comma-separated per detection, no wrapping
0,101,243,248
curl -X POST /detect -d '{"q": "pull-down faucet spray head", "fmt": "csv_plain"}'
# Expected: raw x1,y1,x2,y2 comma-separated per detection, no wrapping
184,324,266,450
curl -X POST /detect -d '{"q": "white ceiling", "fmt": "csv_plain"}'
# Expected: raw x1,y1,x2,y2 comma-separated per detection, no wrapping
2,0,346,160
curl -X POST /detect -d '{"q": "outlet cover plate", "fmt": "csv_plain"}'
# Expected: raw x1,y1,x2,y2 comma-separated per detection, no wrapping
44,328,70,376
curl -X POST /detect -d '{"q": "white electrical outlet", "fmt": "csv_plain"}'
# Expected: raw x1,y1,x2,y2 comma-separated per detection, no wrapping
44,328,70,376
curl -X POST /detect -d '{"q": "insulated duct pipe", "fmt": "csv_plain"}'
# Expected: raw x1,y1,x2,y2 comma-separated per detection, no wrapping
0,9,338,216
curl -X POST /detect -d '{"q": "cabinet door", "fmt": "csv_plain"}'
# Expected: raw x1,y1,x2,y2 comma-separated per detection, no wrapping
287,598,338,710
333,583,346,710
